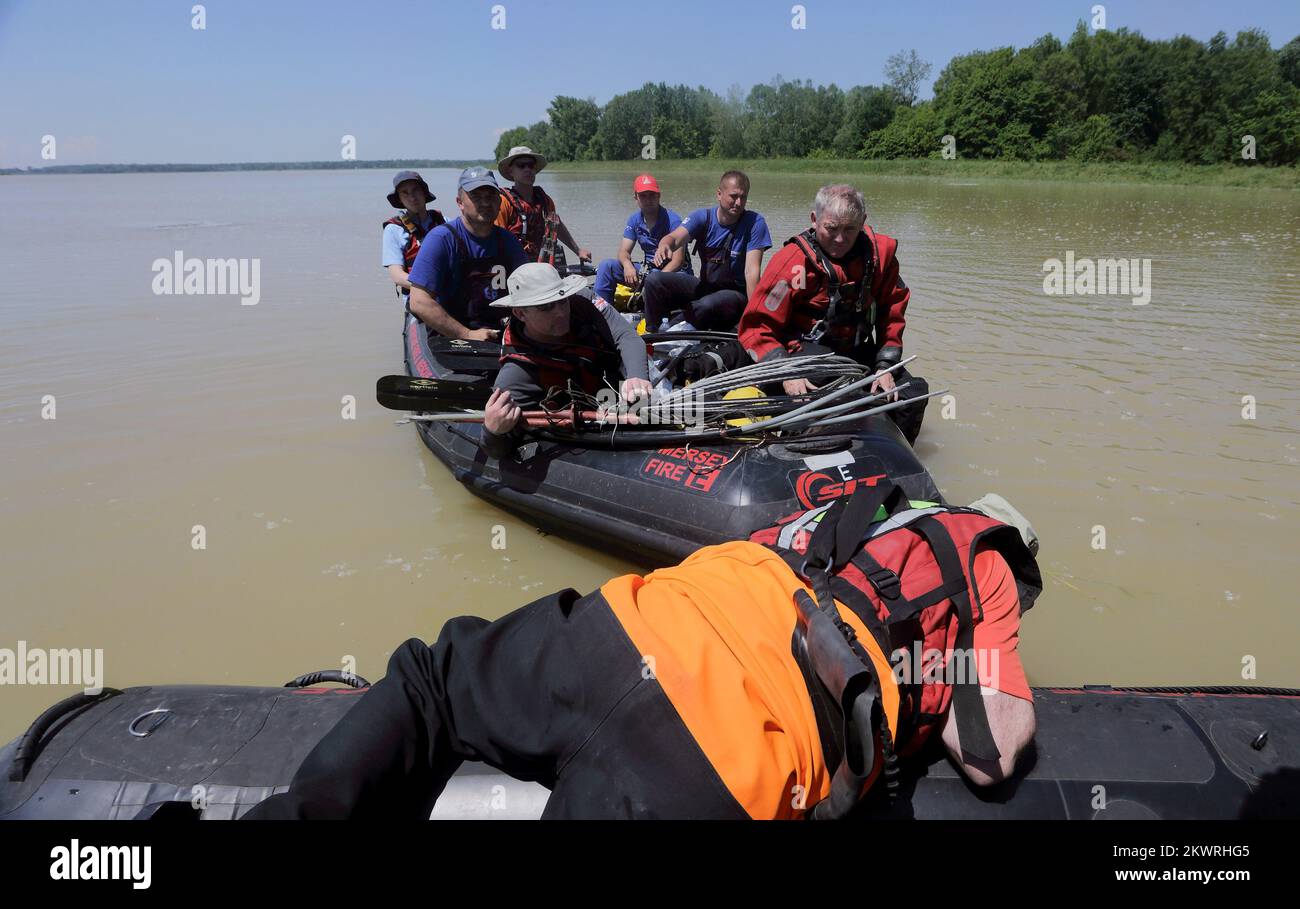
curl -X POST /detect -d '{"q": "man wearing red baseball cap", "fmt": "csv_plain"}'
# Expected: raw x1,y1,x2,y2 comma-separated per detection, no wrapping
592,173,692,309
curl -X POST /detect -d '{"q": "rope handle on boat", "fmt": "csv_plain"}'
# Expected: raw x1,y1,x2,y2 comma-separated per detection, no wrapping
9,688,123,783
284,670,372,689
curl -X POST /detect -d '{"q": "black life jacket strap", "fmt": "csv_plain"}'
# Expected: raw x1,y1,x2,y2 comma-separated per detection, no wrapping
405,213,428,241
907,514,1001,764
850,548,909,616
452,223,469,262
692,208,743,264
801,479,909,577
799,228,843,308
850,544,970,624
828,576,893,658
791,229,877,345
501,186,526,241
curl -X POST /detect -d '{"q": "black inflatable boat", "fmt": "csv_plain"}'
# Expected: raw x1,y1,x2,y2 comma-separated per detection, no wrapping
401,313,940,565
4,680,1296,819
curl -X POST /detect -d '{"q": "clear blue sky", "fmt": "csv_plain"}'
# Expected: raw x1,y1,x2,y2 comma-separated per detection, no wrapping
1,0,1296,167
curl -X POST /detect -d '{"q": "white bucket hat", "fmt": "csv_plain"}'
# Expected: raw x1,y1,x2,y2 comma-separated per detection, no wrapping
489,262,588,308
498,146,549,180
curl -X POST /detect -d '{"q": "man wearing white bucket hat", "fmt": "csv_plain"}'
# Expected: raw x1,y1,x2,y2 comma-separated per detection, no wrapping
480,263,652,459
495,146,591,263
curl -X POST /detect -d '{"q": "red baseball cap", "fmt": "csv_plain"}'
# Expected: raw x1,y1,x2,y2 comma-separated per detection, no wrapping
633,174,660,194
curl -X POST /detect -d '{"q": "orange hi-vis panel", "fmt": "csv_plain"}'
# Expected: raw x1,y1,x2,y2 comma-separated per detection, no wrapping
601,540,898,820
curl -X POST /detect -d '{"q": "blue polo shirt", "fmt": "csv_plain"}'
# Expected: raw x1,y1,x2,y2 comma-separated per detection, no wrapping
382,211,440,269
681,207,771,286
624,208,693,274
408,218,527,314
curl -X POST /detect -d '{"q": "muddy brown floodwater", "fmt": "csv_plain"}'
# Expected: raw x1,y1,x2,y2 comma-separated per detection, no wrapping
1,167,1296,740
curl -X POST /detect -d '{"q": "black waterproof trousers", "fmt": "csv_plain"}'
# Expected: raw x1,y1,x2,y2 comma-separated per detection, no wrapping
641,271,747,332
244,589,747,820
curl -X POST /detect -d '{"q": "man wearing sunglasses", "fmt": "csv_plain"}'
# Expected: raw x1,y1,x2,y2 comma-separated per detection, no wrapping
496,146,591,263
592,174,692,308
480,263,652,459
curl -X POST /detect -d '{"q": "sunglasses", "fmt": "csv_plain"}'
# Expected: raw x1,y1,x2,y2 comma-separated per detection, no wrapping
513,160,537,170
533,296,571,312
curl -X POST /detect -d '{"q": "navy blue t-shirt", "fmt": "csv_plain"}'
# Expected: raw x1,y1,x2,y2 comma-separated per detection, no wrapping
624,208,693,274
408,218,527,322
680,207,771,286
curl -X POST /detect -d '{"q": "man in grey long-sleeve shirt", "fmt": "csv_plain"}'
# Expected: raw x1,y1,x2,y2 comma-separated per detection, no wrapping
481,263,652,460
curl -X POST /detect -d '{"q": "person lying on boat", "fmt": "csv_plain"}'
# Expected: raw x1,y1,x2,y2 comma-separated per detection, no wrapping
382,170,445,301
480,263,653,460
243,480,1042,819
738,184,930,445
592,173,692,308
407,167,527,342
495,145,591,264
642,170,772,333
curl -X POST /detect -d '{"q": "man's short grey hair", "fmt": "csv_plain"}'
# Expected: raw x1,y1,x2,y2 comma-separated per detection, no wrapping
813,184,867,224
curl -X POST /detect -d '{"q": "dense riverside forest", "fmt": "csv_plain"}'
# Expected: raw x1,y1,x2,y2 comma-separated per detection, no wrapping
495,24,1300,167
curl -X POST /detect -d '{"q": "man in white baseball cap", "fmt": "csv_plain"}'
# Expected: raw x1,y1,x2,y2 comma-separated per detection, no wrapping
480,262,652,459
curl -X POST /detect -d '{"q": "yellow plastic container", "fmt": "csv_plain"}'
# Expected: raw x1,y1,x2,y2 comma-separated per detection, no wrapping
723,386,770,427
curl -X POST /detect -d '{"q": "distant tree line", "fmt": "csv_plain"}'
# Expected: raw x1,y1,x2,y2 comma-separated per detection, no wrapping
1,159,483,176
495,25,1300,166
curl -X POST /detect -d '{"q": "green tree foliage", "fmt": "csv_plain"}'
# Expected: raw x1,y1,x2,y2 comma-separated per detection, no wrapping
546,97,601,161
524,122,553,158
592,83,719,159
707,85,748,158
1280,36,1300,87
498,28,1300,167
862,103,944,159
833,85,904,156
494,127,529,162
496,121,554,164
1066,115,1123,161
742,78,844,157
884,50,933,105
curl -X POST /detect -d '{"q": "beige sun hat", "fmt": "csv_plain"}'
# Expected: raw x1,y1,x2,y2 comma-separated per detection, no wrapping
489,262,588,308
497,145,549,180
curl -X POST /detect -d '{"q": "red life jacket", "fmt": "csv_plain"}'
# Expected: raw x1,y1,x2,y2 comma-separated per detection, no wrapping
783,227,881,353
499,296,625,398
384,209,446,272
749,480,1042,775
499,186,555,260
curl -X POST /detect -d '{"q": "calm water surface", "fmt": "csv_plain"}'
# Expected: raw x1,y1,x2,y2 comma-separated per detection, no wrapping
1,167,1297,739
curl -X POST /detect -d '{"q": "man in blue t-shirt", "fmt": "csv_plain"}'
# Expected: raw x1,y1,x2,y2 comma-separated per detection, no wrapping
592,173,693,307
408,167,528,340
643,170,772,331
